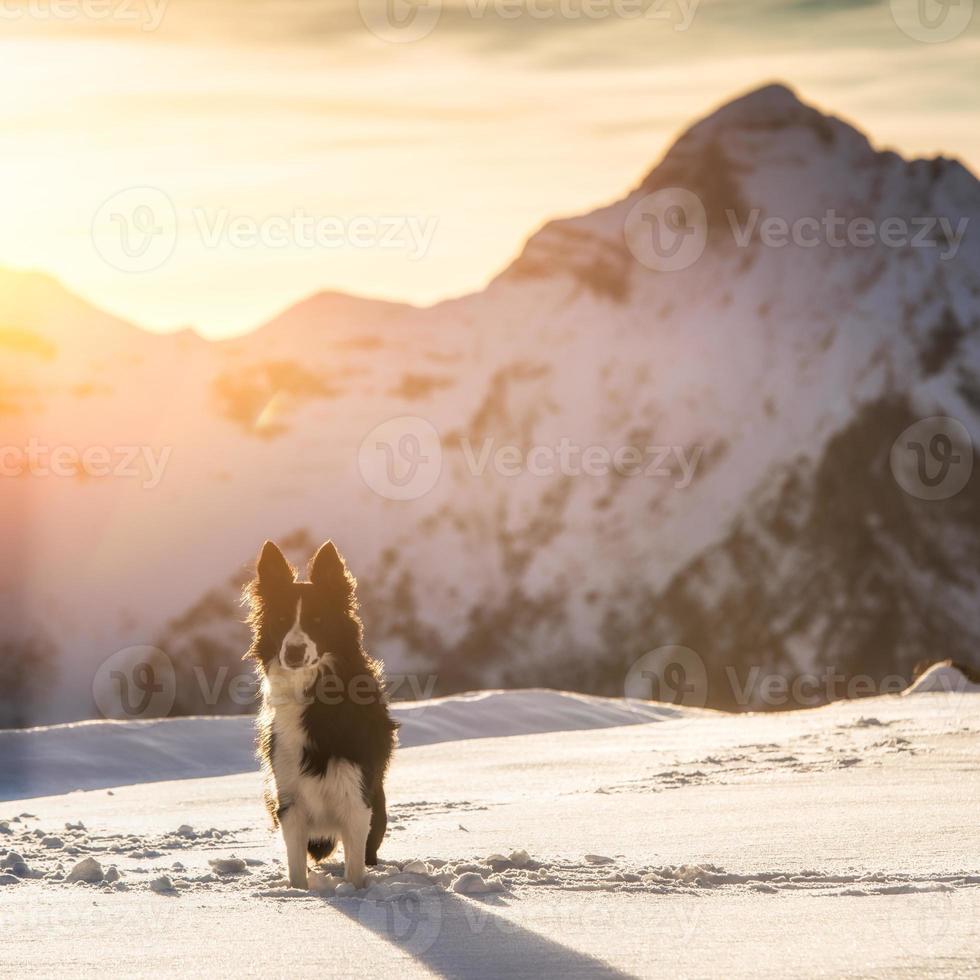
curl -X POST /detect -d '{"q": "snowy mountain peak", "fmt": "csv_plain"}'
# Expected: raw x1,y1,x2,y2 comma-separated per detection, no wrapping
506,81,978,307
3,86,979,726
674,81,823,141
642,81,877,198
717,80,801,109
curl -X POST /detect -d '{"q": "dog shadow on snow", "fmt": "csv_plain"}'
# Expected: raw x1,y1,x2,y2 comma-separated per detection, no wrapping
330,885,632,979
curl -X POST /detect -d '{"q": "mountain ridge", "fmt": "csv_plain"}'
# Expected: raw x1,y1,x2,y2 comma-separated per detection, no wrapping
4,82,976,345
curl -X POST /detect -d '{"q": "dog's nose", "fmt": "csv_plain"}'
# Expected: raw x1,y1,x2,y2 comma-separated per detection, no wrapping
283,644,306,668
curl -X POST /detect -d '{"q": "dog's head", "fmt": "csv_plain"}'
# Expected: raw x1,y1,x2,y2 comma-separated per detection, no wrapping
245,539,361,676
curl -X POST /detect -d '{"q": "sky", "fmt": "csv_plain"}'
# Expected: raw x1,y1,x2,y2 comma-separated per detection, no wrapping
0,0,977,338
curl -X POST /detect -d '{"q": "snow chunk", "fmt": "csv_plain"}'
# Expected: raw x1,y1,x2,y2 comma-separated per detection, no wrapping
451,872,505,895
67,857,104,884
401,860,429,876
149,875,176,894
585,854,615,865
41,836,65,849
905,661,980,695
363,872,436,900
309,871,343,895
0,873,20,886
2,852,33,879
209,857,247,875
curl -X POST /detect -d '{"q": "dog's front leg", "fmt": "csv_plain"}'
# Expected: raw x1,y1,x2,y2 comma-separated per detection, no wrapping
341,809,371,890
280,808,309,890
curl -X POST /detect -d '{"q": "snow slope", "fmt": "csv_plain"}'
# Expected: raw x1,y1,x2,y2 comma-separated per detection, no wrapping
1,688,979,978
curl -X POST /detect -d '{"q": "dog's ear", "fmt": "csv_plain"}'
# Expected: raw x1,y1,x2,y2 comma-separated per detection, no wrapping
257,540,295,590
309,540,355,606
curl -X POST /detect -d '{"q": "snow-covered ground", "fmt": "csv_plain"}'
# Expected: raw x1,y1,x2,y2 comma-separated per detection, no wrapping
2,687,979,978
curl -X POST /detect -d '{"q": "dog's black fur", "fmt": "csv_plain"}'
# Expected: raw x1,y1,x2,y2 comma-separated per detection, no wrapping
245,540,398,867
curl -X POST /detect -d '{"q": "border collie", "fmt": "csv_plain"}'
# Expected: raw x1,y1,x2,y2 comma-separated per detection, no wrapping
245,539,397,890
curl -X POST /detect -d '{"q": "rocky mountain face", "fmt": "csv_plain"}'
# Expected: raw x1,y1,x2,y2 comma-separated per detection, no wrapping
2,83,978,723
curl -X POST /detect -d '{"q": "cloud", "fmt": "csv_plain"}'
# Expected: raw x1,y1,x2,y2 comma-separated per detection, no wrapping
0,0,887,52
792,0,881,10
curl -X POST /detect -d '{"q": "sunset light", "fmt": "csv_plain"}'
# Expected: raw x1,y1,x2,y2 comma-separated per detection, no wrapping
2,1,979,975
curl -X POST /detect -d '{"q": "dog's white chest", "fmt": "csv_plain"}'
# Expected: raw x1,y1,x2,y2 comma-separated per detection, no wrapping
297,761,368,837
268,702,369,836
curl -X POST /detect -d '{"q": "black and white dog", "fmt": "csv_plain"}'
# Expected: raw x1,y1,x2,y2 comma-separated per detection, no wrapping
245,539,397,890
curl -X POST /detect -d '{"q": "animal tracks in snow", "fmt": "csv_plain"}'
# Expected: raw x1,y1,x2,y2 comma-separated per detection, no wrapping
9,810,976,907
593,723,924,795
